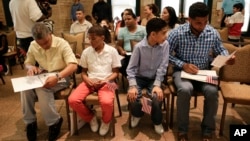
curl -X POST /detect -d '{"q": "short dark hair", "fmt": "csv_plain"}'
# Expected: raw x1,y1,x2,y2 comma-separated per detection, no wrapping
146,18,167,37
189,2,209,19
88,25,105,36
124,8,137,19
76,7,84,13
233,3,244,11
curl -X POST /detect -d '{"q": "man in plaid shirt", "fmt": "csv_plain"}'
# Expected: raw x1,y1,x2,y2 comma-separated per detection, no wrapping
168,2,235,141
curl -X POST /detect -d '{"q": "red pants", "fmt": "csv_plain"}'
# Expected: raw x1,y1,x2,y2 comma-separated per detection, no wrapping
68,82,114,123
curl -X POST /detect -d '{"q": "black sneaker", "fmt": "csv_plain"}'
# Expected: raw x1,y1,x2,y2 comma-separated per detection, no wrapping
26,121,37,141
48,117,63,141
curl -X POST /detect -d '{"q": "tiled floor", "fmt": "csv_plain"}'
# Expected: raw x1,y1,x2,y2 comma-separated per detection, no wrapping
1,64,250,141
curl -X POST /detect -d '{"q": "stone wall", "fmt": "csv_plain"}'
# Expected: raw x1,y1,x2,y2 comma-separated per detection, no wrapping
49,0,95,36
0,0,223,36
0,0,6,28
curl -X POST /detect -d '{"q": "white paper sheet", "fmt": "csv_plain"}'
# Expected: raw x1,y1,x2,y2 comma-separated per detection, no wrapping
181,70,218,83
211,50,237,68
11,73,65,92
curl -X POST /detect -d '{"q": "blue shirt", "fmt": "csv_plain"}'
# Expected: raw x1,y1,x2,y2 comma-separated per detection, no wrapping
222,0,245,15
168,23,229,70
126,37,169,87
71,3,84,21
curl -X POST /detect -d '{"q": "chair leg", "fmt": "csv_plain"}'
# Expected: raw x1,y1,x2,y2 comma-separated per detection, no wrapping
65,98,71,131
0,75,5,85
170,94,175,129
165,94,170,130
231,103,235,108
72,111,79,135
163,97,166,110
115,89,122,117
72,73,77,88
219,101,228,136
194,95,197,108
110,107,115,137
122,74,126,91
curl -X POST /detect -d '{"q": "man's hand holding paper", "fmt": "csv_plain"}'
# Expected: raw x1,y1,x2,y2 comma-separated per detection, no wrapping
211,50,236,68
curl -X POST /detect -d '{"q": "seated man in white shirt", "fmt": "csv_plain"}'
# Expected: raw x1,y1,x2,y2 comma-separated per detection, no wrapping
70,8,93,43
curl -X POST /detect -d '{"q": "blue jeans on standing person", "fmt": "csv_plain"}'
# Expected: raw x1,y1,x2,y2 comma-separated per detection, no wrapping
129,76,163,125
173,71,218,135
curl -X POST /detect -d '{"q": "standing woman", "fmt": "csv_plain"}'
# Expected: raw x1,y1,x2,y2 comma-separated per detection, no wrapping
161,6,180,38
141,4,159,26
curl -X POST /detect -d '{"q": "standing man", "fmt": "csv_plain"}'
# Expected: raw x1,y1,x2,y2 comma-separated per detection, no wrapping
71,0,84,22
21,23,77,141
92,0,112,23
9,0,52,54
218,0,245,28
168,2,235,140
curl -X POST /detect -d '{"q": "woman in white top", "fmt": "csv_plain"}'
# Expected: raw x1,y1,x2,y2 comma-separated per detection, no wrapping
161,6,180,38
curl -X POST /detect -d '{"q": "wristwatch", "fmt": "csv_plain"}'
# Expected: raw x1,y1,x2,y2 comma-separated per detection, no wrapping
56,73,62,81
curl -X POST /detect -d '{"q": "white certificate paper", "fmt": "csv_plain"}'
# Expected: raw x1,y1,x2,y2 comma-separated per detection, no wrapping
11,73,65,92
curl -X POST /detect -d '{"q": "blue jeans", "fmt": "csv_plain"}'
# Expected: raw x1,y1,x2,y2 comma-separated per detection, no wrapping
173,71,218,135
21,79,69,126
129,77,162,125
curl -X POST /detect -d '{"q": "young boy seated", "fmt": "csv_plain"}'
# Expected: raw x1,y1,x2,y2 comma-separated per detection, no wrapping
68,25,121,136
126,18,169,134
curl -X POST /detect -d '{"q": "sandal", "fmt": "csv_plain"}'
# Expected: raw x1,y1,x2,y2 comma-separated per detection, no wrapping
178,133,188,141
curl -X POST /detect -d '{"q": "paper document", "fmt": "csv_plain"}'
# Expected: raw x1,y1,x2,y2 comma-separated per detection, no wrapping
211,50,237,68
181,70,218,85
11,73,66,92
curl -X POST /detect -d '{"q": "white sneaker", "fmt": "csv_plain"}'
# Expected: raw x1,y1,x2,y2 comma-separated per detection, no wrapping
131,116,141,128
154,124,164,134
89,116,98,132
99,121,110,136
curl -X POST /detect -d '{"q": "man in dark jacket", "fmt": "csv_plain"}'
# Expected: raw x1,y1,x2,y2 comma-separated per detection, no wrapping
92,0,112,23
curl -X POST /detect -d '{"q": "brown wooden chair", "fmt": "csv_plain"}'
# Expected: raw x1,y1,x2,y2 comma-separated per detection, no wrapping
72,87,121,137
217,27,228,41
219,43,250,136
33,76,75,131
3,31,24,75
61,32,85,57
166,64,205,128
54,81,75,130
